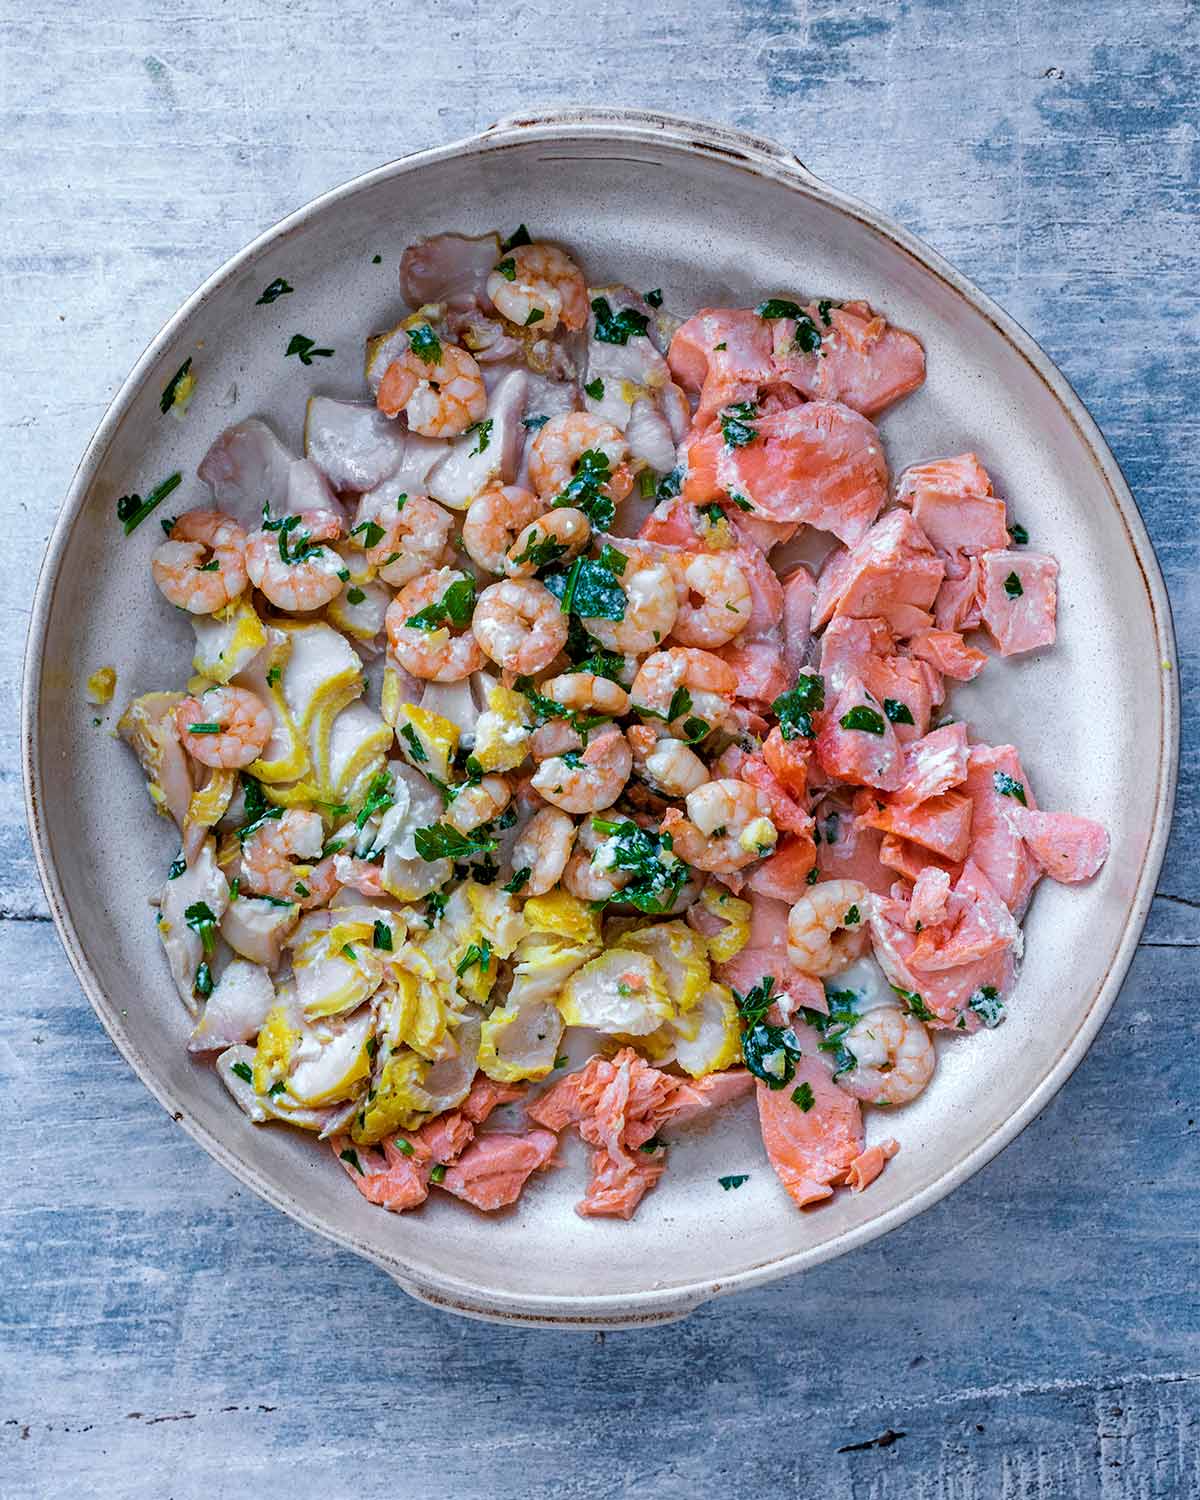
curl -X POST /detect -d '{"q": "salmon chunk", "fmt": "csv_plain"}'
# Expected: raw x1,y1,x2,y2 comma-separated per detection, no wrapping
895,452,995,506
757,1061,890,1207
668,309,775,430
439,1130,558,1212
816,676,907,791
856,787,974,861
893,722,970,806
905,628,988,682
769,299,926,416
978,550,1059,655
1008,807,1110,883
963,744,1041,916
812,509,945,635
683,401,889,546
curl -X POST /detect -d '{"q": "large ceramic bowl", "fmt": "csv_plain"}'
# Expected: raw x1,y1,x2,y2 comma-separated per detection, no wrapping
22,108,1178,1327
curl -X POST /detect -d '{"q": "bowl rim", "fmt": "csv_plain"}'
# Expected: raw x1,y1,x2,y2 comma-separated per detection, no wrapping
21,107,1180,1327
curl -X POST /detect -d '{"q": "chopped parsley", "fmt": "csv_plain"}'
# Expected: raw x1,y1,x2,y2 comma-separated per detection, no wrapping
883,698,915,725
638,469,657,498
792,313,822,353
494,256,517,281
399,723,428,763
1004,571,1024,598
425,889,449,923
657,465,684,500
184,901,217,955
350,518,386,550
732,975,776,1026
261,509,326,565
456,938,492,977
993,770,1028,806
167,854,186,880
589,817,689,913
237,775,285,843
429,1163,447,1184
817,299,838,326
844,904,861,925
510,530,568,571
294,881,309,898
644,288,663,307
159,358,193,415
187,721,221,734
116,471,183,535
393,1137,415,1157
501,223,532,252
792,1081,815,1112
718,1174,749,1191
194,962,213,1000
257,277,294,305
346,586,365,605
891,985,934,1022
544,554,627,622
405,577,476,631
522,413,549,431
354,770,396,830
266,664,281,687
502,866,531,895
728,491,755,512
372,920,393,952
414,822,498,862
772,673,825,740
550,446,617,530
584,377,605,401
742,1022,803,1089
1009,522,1029,545
339,1147,365,1176
591,296,650,345
969,985,1006,1027
231,1060,254,1084
840,705,886,735
407,322,442,363
524,309,544,326
720,401,759,449
466,417,493,456
285,333,334,365
756,298,804,320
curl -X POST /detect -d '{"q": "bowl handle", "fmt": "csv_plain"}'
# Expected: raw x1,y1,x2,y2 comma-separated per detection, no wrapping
483,106,822,188
383,1267,704,1330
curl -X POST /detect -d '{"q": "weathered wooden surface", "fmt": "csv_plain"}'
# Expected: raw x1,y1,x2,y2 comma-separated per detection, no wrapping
1,1,1196,1495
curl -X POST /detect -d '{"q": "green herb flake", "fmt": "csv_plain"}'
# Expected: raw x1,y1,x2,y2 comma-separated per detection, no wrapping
792,1081,815,1112
187,721,221,735
883,697,915,726
494,256,517,281
732,975,776,1026
344,586,364,605
644,288,664,308
522,413,549,431
354,770,396,831
591,296,650,345
116,471,183,535
394,1137,415,1156
741,1022,803,1089
502,866,531,895
399,723,428,764
294,881,309,898
720,401,759,449
429,1162,447,1184
194,962,214,1000
524,308,545,326
756,298,802,320
350,518,386,550
455,938,492,977
405,576,476,631
257,277,294,305
844,904,861,925
588,817,689,914
501,223,532,252
713,341,727,351
544,556,627,622
266,665,281,687
891,984,934,1022
414,822,497,862
969,984,1007,1028
718,1173,749,1191
232,1060,254,1084
993,770,1028,806
373,919,393,952
840,705,886,735
638,469,657,498
584,377,605,401
159,358,193,415
772,674,825,740
167,854,187,880
339,1147,365,1176
285,333,334,365
1009,522,1029,545
1004,571,1024,598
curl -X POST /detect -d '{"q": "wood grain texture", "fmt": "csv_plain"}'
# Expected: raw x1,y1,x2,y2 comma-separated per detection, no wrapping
1,0,1196,1495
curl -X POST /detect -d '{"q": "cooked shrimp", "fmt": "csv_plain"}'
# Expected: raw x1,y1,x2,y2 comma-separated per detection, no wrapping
529,718,585,764
486,242,589,334
628,723,710,798
530,725,632,814
472,578,569,675
511,807,577,895
786,879,871,977
584,559,679,655
669,552,752,648
242,808,336,908
528,413,633,502
505,507,591,577
662,778,777,873
631,647,738,737
386,567,485,683
562,817,632,902
174,686,273,769
444,774,512,835
840,1005,935,1105
152,510,248,614
366,494,455,587
245,512,345,613
462,484,542,574
539,671,630,717
377,335,487,437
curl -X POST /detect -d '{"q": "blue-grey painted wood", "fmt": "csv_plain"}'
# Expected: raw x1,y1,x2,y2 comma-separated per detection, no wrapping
1,1,1196,1495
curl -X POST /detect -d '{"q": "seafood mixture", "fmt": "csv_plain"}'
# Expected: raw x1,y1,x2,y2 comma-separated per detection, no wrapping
116,227,1109,1222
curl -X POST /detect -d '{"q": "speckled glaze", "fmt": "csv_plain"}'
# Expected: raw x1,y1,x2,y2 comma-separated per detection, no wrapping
21,109,1178,1328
